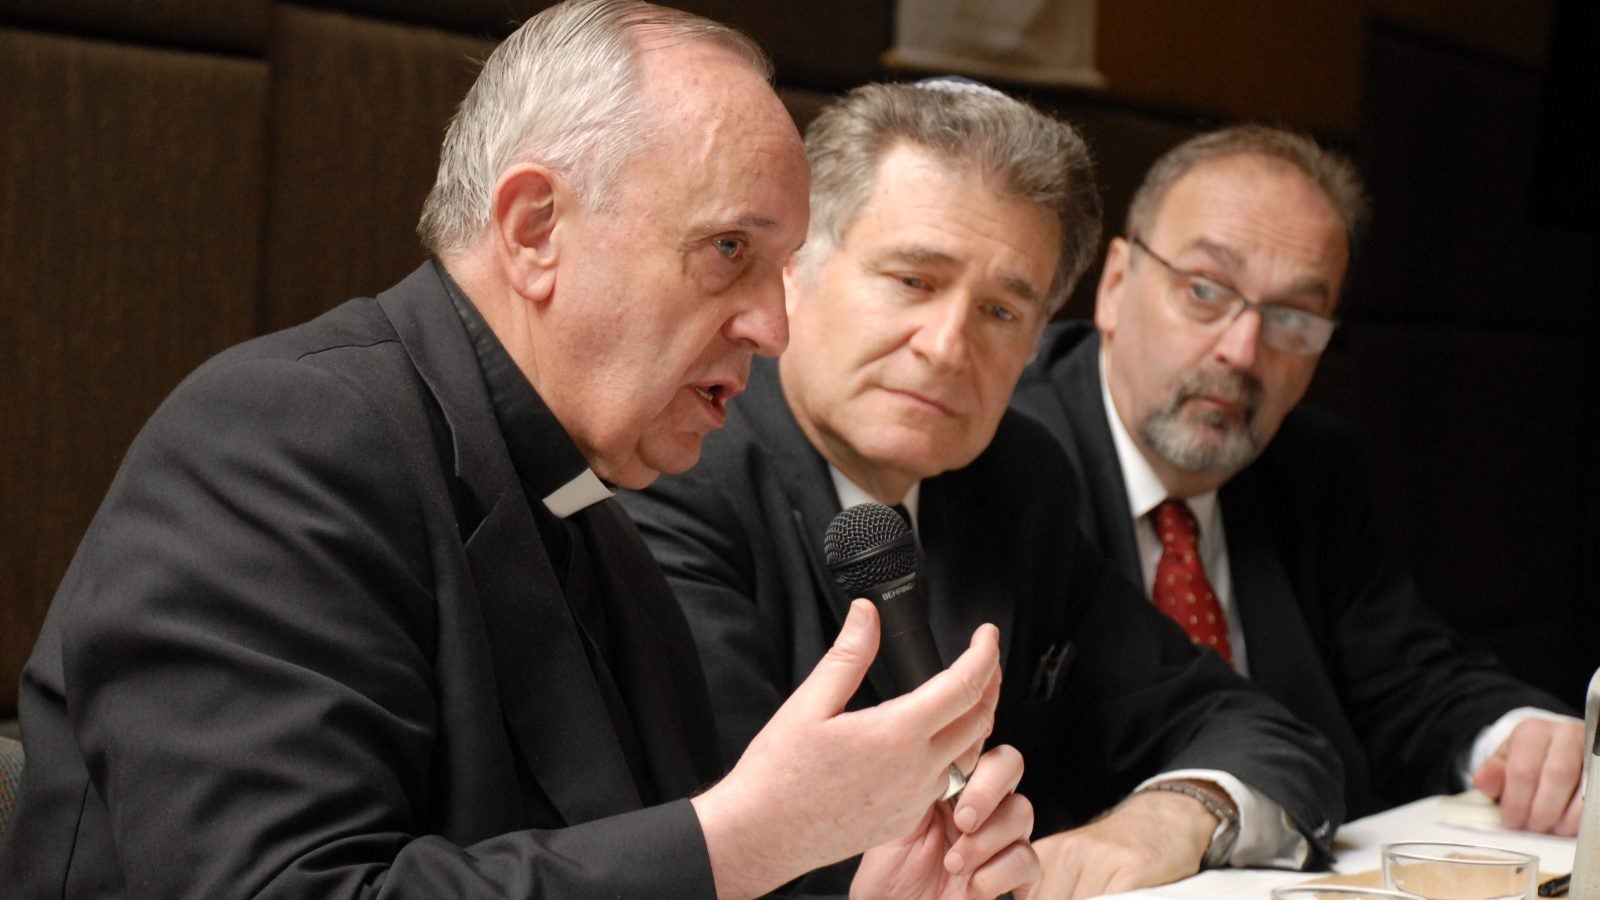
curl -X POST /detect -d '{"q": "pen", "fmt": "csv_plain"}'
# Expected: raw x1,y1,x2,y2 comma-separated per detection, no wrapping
1538,872,1570,897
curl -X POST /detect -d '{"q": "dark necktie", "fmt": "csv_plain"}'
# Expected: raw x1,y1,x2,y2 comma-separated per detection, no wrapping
1152,499,1233,665
891,503,913,529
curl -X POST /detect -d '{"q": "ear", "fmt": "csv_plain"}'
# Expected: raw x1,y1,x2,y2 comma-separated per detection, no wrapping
1093,236,1131,336
782,257,803,320
489,163,562,304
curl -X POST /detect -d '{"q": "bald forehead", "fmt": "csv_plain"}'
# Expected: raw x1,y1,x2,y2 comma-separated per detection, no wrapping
1153,154,1351,307
1159,155,1345,245
1171,155,1340,229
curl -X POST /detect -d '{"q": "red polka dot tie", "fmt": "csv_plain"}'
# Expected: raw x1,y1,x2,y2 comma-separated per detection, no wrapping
1152,499,1233,664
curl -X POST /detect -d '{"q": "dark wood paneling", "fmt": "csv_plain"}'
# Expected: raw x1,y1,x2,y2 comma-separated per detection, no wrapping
674,0,893,91
290,0,556,40
257,6,492,332
3,0,269,54
1347,25,1593,330
0,30,268,712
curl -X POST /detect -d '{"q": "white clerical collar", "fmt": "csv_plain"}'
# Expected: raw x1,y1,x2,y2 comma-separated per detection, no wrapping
828,465,920,530
542,468,614,519
1098,348,1218,524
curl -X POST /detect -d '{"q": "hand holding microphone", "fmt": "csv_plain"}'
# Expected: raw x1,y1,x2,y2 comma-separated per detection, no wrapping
692,503,1018,896
824,502,966,801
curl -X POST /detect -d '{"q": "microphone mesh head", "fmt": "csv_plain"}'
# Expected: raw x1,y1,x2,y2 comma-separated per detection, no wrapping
824,502,917,592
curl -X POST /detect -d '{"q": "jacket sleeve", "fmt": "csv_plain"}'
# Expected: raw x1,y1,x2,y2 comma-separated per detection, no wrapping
56,355,716,899
972,415,1346,867
1285,413,1574,803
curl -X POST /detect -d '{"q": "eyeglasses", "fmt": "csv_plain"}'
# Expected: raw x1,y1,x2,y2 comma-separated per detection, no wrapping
1128,236,1338,357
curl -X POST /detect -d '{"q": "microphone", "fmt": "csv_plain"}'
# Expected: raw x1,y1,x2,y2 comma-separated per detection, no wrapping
825,502,965,801
824,502,944,696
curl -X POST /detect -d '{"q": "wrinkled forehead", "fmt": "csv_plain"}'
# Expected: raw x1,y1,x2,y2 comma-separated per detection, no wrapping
622,40,808,213
641,43,800,155
1150,155,1350,288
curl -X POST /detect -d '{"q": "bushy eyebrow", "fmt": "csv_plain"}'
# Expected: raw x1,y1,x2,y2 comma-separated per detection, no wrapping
877,244,1044,306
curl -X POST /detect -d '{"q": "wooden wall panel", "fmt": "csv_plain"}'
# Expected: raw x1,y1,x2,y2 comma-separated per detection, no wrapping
257,6,493,332
3,0,269,54
0,30,267,712
1095,0,1363,138
1347,26,1590,329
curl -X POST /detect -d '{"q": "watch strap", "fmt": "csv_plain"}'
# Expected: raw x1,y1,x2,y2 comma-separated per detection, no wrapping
1136,779,1240,869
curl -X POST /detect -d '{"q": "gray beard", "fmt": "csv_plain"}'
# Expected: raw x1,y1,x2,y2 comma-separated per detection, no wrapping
1139,368,1264,476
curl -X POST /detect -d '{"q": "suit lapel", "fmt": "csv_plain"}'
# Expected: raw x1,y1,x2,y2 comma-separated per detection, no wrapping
740,359,905,701
1055,332,1143,577
577,501,722,797
919,475,1017,668
376,264,641,824
1219,472,1305,692
1221,468,1376,808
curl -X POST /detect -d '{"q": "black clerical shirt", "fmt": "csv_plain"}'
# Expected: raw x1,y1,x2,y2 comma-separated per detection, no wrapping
438,263,656,803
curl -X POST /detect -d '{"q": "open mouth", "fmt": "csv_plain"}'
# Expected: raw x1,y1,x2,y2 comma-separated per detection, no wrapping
694,383,744,415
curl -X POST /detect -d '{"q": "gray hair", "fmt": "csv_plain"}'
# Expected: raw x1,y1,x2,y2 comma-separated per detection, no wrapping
795,79,1102,314
1126,124,1369,248
417,0,771,257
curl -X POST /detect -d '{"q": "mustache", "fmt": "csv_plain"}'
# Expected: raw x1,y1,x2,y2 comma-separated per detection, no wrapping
1168,368,1263,419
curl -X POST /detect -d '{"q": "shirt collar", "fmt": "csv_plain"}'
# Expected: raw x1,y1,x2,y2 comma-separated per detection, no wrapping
438,263,613,519
1098,347,1218,524
828,466,921,530
542,469,615,518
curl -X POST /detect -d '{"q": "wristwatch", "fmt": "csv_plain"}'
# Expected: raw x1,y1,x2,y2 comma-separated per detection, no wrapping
1137,780,1240,869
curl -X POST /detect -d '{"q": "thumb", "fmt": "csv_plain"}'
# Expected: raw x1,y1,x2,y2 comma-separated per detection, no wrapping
786,598,880,719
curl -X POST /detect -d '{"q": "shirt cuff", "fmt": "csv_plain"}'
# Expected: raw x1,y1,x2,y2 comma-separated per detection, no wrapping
1137,769,1308,869
1458,707,1583,786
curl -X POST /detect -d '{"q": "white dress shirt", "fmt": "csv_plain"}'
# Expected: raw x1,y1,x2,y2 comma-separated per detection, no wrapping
1096,350,1576,857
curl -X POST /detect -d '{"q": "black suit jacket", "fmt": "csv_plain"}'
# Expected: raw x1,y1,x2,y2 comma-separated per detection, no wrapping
622,357,1344,878
0,263,725,898
1012,321,1574,818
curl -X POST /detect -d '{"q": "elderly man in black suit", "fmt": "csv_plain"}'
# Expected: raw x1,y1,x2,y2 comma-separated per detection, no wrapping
1011,124,1584,832
623,80,1346,899
0,3,1040,897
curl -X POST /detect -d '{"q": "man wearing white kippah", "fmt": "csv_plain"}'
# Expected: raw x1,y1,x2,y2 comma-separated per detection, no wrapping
624,78,1346,898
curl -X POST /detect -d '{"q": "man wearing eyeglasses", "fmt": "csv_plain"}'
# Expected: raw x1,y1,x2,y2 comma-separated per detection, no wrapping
1012,124,1585,833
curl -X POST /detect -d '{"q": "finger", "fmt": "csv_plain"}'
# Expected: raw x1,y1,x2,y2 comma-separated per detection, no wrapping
1557,784,1584,837
965,840,1040,900
783,599,880,719
1524,727,1585,832
944,664,1005,778
1496,730,1551,830
950,745,1026,834
946,790,1033,875
936,701,999,786
899,624,1001,734
920,630,1002,763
